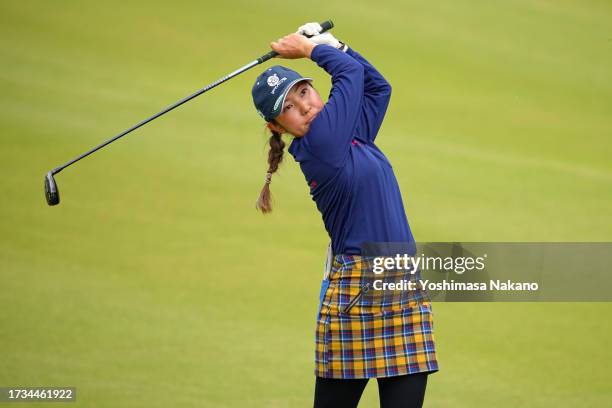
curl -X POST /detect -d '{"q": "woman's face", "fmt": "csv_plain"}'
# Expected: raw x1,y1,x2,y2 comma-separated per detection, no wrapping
269,81,324,137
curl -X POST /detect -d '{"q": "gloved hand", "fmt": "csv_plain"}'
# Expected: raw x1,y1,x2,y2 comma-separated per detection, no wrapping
296,22,325,37
296,22,345,50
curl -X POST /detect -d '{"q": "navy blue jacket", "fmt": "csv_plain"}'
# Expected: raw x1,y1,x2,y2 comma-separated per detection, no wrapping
288,44,414,255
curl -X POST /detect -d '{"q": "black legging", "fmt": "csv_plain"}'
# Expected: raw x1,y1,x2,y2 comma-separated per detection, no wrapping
314,372,429,408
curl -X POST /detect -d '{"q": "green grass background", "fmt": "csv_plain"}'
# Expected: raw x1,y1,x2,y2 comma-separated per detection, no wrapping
1,0,611,406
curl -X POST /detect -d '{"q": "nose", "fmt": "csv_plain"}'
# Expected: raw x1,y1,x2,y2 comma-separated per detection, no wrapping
296,99,310,116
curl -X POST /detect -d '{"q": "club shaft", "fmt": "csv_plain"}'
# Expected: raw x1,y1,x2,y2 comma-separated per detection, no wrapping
51,59,260,175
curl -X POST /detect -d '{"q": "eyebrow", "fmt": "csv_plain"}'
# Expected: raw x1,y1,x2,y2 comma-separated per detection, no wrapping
290,82,308,94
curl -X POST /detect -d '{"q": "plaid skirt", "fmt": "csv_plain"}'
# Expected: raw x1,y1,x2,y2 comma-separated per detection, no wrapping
315,254,439,379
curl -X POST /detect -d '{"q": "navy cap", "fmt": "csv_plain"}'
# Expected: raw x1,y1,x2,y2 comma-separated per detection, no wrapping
252,65,312,122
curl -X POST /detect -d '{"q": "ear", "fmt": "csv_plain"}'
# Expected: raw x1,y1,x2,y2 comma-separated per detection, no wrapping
267,121,285,134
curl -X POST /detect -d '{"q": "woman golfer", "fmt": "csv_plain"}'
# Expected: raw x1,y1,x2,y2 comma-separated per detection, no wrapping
251,23,439,408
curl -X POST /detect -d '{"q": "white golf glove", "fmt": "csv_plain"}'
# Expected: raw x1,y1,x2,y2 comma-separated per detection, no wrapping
297,22,324,37
296,22,347,51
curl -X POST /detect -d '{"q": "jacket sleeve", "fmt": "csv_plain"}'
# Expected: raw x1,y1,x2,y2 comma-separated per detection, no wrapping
346,47,392,143
300,44,365,167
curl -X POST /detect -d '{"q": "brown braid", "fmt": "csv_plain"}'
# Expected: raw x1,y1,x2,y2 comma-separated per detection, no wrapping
255,127,285,213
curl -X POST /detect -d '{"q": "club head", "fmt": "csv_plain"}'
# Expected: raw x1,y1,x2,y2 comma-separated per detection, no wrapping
45,171,60,206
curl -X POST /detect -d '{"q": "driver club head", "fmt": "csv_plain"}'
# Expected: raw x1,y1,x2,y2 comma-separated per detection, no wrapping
45,172,60,206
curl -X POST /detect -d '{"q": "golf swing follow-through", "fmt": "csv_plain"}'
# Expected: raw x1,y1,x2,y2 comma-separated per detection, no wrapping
250,22,438,407
43,20,334,206
44,20,440,407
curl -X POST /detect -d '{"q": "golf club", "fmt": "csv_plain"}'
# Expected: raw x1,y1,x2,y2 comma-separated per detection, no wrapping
44,20,334,206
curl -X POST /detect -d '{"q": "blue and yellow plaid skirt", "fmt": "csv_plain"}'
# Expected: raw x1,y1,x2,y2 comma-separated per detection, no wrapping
315,254,439,379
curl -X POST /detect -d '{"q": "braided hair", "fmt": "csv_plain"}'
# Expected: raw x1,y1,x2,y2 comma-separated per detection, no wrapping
255,126,285,213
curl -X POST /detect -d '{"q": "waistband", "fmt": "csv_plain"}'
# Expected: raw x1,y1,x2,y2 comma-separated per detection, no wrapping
332,254,375,264
328,254,419,281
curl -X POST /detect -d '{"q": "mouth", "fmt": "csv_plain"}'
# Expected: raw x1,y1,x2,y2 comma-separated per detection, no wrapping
305,112,318,126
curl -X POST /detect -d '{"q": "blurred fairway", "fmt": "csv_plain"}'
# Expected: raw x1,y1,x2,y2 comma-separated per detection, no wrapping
1,0,611,406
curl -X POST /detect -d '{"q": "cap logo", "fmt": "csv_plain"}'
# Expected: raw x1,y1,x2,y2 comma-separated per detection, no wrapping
270,77,287,95
267,74,280,87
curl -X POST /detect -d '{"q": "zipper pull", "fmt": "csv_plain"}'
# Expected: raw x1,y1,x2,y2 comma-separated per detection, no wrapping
342,283,370,314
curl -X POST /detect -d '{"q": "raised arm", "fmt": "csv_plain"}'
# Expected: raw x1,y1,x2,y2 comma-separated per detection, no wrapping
302,44,365,165
346,47,392,143
293,23,391,144
270,32,365,167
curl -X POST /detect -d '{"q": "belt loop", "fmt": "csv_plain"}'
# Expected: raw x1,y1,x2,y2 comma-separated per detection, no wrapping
323,242,333,280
